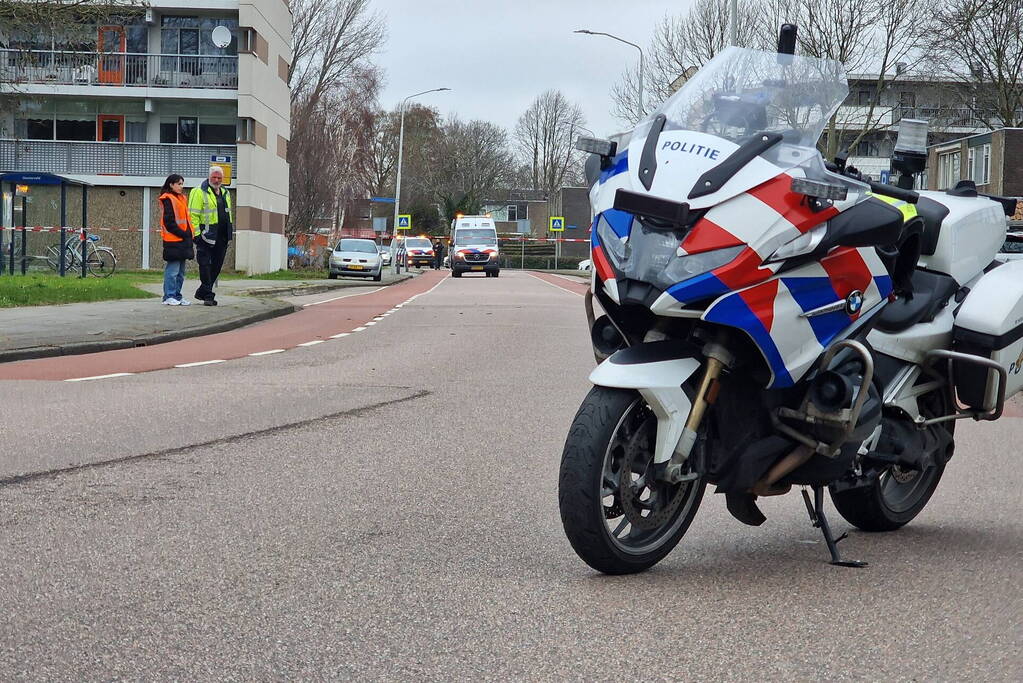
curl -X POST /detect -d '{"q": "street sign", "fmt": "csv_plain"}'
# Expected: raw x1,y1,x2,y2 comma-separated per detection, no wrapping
371,197,396,203
549,216,565,232
397,214,412,230
879,169,891,184
210,155,233,185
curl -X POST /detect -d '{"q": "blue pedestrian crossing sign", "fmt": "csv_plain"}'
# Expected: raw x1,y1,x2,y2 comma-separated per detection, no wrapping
397,214,411,230
549,216,565,232
879,170,891,184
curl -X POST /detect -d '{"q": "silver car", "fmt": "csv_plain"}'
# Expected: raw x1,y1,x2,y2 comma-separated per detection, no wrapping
378,245,392,266
329,238,383,281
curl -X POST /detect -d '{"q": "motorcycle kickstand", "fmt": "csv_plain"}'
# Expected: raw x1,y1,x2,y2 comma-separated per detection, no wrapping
800,486,868,568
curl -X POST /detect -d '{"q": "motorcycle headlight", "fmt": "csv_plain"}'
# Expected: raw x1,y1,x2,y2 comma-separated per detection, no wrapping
596,216,630,266
767,222,829,262
663,245,745,282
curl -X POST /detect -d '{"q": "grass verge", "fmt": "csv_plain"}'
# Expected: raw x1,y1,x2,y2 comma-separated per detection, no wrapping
0,274,157,308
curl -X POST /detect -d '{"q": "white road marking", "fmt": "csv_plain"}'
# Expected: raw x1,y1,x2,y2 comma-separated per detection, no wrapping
330,332,351,339
302,286,385,307
297,340,325,347
525,271,585,297
352,326,367,332
366,321,377,326
249,349,285,356
174,359,226,368
64,372,135,382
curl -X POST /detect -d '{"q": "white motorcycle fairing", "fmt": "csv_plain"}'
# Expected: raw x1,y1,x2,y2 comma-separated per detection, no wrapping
589,344,701,465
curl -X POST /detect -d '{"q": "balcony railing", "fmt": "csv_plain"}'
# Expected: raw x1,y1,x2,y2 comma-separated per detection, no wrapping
0,139,238,177
0,49,238,89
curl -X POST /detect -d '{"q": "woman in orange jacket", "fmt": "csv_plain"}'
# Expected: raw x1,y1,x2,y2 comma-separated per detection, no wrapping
158,174,195,305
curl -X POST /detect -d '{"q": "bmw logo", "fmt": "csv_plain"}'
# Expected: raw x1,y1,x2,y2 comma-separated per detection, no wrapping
845,289,864,315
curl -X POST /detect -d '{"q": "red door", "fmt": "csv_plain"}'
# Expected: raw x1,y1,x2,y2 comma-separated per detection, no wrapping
98,26,126,84
97,115,125,142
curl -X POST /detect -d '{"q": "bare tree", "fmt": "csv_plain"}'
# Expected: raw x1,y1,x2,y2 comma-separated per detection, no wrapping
287,0,385,239
514,90,587,198
288,65,380,239
427,117,516,219
927,0,1023,129
610,1,764,125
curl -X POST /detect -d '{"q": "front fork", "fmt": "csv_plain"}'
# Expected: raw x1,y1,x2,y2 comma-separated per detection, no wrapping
661,349,729,483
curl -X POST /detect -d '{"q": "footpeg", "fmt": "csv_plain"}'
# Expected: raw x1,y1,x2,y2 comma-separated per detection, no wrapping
725,492,767,526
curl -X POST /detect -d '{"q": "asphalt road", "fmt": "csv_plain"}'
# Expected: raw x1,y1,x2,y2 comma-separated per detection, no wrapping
1,270,1020,680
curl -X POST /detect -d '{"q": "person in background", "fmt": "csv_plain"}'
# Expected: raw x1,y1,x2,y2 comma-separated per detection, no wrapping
189,165,233,306
158,174,194,306
433,239,445,270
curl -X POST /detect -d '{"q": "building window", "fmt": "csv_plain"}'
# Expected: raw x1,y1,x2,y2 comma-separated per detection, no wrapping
238,28,257,53
200,123,235,144
899,91,916,108
937,150,961,188
56,118,96,141
968,143,991,185
856,90,872,106
178,117,198,144
238,117,256,143
507,205,518,221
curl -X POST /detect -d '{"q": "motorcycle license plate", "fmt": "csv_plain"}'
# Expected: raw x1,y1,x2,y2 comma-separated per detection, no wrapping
347,265,364,270
471,266,484,271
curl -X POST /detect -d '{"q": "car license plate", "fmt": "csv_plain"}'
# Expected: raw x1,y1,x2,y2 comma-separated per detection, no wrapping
348,265,364,270
471,266,484,271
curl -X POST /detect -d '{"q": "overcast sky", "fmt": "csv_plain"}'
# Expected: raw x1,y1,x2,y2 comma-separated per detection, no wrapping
372,0,696,138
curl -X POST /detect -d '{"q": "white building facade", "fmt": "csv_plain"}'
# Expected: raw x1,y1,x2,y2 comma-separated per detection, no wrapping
0,0,292,273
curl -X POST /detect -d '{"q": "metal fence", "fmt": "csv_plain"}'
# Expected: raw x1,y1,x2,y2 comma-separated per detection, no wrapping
1,49,238,89
0,139,237,177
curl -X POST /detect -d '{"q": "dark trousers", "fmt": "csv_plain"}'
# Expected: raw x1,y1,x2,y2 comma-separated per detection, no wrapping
195,239,229,301
434,254,442,269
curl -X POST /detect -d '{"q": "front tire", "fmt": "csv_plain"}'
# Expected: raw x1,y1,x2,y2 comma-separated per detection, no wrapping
559,386,705,574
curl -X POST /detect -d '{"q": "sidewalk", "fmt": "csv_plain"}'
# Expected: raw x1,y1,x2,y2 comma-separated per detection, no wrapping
0,271,414,363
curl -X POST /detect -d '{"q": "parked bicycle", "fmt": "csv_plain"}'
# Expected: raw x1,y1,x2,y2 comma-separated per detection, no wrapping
45,232,117,277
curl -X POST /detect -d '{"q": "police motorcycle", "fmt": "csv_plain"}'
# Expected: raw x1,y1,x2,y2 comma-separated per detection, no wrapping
558,26,1023,574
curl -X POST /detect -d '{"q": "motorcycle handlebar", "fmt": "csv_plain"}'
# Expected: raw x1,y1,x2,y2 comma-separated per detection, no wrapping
866,180,919,204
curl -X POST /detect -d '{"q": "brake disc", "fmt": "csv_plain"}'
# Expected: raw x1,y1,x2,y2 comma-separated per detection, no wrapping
618,425,689,531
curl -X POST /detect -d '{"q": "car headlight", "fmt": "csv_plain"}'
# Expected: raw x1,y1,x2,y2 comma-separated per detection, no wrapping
453,252,465,260
767,222,829,262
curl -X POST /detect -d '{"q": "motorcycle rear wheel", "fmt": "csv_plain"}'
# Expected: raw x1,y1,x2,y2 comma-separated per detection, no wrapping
558,386,705,574
830,390,954,532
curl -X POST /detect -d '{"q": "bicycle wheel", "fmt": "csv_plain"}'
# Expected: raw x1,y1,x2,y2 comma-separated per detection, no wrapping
88,247,116,277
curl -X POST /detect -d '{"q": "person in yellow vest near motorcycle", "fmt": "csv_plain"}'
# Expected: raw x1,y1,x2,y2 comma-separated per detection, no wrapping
158,174,195,306
189,165,233,306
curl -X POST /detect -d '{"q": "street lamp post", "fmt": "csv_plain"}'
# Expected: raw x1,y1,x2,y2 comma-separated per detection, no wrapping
574,30,644,121
393,87,450,272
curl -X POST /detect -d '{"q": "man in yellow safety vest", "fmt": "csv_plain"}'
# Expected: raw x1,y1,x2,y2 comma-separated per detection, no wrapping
188,165,234,306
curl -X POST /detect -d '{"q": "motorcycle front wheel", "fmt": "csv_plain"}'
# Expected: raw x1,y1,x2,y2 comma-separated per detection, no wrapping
558,386,705,574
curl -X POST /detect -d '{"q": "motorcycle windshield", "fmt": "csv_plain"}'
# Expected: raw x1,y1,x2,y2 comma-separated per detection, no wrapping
650,46,848,148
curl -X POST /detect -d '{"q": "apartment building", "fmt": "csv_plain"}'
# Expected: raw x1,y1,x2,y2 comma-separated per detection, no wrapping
926,128,1023,226
0,0,291,273
833,73,1009,180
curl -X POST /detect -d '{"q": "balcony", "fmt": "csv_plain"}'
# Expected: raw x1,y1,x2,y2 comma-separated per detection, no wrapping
0,139,237,178
0,49,238,90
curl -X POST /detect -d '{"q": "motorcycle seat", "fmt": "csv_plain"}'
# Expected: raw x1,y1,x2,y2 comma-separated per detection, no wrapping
916,197,950,256
875,269,958,333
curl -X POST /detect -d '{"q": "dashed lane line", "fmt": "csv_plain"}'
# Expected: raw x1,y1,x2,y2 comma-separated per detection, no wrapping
34,272,451,383
302,286,385,307
174,359,227,368
64,372,136,382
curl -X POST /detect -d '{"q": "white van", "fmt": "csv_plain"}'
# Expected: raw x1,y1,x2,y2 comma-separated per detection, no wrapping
449,216,500,278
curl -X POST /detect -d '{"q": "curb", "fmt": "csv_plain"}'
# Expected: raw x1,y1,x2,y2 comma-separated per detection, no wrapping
0,301,296,364
239,273,414,297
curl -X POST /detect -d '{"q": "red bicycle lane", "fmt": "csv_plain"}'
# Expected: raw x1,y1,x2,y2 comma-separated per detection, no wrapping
0,270,447,382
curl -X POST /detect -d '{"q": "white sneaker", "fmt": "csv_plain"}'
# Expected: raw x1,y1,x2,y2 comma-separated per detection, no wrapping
164,298,181,306
178,298,192,306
